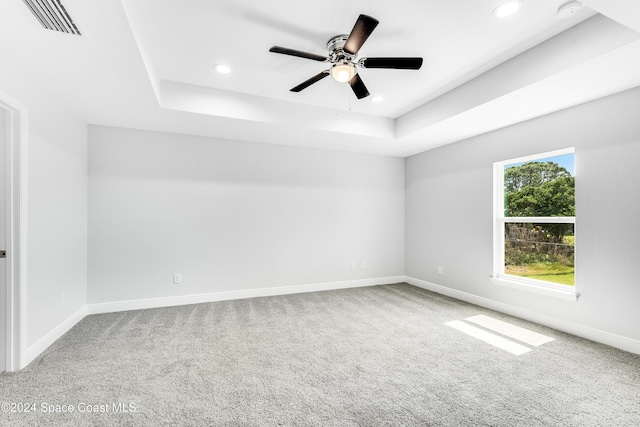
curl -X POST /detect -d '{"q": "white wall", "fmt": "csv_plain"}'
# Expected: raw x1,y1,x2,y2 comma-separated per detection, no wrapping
88,126,404,305
405,86,640,342
0,68,88,355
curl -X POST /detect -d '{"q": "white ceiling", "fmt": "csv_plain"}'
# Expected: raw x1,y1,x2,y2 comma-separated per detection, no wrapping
1,0,639,157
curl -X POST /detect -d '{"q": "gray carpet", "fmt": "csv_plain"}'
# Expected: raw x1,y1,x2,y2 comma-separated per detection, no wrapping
1,283,639,426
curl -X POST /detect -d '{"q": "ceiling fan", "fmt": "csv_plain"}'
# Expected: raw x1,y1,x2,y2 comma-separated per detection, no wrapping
269,14,423,99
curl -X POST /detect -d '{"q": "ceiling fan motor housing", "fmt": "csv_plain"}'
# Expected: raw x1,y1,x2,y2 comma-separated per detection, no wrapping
327,34,354,63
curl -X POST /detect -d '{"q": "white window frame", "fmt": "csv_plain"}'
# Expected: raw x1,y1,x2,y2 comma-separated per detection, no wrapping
491,148,578,302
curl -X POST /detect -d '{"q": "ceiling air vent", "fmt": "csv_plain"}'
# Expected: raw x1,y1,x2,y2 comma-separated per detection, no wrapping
22,0,81,36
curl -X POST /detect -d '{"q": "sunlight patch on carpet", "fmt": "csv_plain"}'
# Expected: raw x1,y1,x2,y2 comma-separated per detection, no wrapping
445,320,531,355
465,315,554,347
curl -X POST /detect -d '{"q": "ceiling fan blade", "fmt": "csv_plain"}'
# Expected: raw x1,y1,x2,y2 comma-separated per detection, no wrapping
290,70,330,92
360,57,423,70
344,14,379,55
349,74,370,99
269,46,327,62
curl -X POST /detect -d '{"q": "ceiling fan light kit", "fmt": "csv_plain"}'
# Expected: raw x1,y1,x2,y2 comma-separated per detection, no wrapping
331,63,356,83
269,14,423,100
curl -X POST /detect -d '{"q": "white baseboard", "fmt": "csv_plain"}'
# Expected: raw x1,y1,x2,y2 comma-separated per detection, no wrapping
87,276,406,315
404,276,640,355
25,305,88,367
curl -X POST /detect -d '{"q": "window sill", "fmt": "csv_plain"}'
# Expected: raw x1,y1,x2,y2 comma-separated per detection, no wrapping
490,276,579,302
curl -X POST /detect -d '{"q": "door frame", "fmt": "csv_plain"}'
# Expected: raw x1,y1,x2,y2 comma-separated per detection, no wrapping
0,91,27,372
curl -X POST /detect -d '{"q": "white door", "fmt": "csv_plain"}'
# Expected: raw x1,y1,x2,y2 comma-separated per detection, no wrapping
0,107,6,372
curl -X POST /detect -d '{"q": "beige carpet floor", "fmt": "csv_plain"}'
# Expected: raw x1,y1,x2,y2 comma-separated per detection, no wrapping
1,283,639,426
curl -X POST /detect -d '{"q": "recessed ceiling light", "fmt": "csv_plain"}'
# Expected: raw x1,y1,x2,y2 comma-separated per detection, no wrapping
371,96,384,103
214,64,231,74
493,0,522,18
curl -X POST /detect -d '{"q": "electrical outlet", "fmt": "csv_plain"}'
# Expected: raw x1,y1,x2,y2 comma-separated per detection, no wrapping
351,262,356,270
362,261,367,269
173,273,182,284
438,266,444,275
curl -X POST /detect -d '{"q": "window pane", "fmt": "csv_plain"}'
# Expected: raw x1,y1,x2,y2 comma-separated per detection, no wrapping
504,154,574,218
504,222,574,286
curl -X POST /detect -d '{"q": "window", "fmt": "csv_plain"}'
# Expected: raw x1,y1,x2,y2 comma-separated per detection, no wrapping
492,148,577,301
